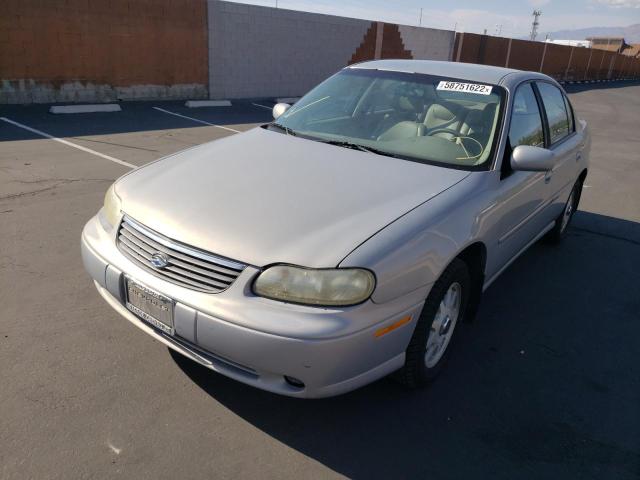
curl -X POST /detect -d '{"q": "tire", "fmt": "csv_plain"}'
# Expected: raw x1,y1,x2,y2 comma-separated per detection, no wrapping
546,178,582,244
395,258,471,388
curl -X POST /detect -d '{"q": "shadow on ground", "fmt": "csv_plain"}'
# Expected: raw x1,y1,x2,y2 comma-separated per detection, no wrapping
0,100,274,141
1,81,638,143
171,210,640,479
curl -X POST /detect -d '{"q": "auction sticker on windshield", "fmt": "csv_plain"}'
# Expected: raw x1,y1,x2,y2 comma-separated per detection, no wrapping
437,81,493,95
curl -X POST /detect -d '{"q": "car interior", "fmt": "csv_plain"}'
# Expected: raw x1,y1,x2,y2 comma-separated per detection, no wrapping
282,78,502,167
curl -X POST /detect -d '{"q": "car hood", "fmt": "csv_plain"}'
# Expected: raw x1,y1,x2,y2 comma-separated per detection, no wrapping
115,127,469,267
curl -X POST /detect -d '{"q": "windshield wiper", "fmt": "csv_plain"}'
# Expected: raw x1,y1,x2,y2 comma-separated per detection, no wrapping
323,140,399,158
268,123,297,136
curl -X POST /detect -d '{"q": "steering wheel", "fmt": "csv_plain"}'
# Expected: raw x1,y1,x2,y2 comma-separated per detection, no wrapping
427,128,484,161
427,128,461,138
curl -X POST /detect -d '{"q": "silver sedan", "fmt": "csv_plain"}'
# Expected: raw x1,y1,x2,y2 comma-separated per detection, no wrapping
81,60,590,397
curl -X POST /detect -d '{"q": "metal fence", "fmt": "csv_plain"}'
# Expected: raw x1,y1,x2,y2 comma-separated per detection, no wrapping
453,32,640,82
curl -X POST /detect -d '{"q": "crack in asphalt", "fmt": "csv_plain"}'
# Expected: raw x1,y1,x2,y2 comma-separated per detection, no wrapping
69,136,159,153
0,178,112,201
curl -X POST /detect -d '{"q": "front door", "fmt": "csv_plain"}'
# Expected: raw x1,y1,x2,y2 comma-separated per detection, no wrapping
487,82,550,278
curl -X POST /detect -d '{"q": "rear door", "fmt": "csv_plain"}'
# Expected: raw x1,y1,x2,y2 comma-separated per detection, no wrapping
534,82,583,221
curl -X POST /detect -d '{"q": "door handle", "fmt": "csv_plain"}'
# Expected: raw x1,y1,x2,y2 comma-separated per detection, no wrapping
576,152,582,162
544,171,552,184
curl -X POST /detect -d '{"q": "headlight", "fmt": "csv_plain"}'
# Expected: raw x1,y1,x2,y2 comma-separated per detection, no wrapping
253,265,375,307
102,183,122,227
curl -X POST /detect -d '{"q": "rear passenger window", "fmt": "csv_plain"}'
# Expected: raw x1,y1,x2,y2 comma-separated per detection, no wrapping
509,84,544,149
537,82,570,144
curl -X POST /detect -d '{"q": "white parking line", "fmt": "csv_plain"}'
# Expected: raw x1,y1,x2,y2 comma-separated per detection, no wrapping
252,103,273,110
0,116,136,169
152,107,241,133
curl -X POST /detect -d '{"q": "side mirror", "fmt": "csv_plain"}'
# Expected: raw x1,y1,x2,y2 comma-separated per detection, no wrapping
272,103,291,120
511,145,555,172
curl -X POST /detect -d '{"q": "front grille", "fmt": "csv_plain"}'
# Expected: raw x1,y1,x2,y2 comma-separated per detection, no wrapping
117,215,246,293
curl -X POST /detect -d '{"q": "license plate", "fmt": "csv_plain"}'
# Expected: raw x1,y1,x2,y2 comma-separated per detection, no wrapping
125,278,174,335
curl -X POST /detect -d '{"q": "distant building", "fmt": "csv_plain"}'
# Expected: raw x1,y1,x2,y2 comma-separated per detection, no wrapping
545,39,592,48
586,37,631,54
625,44,640,58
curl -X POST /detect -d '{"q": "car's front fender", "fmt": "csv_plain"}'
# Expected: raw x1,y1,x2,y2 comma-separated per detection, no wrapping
340,173,495,304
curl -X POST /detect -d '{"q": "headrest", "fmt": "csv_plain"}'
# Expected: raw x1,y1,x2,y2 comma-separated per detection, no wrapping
482,102,498,121
397,96,416,112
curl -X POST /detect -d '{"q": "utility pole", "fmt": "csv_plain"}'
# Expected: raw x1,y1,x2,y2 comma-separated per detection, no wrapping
419,8,423,27
530,10,542,41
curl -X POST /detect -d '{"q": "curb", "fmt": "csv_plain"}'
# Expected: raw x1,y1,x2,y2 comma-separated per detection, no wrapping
49,104,122,114
275,97,300,104
185,100,232,108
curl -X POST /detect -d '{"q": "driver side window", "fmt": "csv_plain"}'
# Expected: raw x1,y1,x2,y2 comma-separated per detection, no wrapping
509,83,544,149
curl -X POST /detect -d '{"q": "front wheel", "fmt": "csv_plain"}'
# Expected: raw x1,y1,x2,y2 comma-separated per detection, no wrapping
395,258,470,388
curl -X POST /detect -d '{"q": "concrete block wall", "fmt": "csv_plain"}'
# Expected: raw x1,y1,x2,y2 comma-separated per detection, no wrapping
397,26,455,61
206,1,457,100
0,0,209,104
207,1,371,99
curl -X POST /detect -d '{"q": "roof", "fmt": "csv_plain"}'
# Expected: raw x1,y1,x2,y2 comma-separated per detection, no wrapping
586,37,631,53
586,36,625,43
626,44,640,58
546,39,592,48
349,59,522,85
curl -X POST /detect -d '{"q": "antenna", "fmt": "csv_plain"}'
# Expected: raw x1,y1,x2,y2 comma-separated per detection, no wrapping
530,10,542,41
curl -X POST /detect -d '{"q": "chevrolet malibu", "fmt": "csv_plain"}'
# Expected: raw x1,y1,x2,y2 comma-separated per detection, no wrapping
81,60,590,398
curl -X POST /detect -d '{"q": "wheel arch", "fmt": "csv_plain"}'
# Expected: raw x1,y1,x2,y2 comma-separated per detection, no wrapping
576,168,588,204
578,168,588,183
451,241,487,322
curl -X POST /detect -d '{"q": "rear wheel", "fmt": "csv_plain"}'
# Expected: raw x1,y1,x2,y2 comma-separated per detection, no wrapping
546,178,582,243
395,258,470,388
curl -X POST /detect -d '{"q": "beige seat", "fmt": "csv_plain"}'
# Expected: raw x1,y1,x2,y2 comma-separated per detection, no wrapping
459,103,497,141
423,101,466,139
373,90,423,140
377,102,497,144
377,121,423,141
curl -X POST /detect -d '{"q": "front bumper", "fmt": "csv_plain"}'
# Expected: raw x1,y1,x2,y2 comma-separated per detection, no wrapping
81,214,426,398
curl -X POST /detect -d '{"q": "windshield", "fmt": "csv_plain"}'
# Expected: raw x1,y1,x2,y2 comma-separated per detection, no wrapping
270,68,505,170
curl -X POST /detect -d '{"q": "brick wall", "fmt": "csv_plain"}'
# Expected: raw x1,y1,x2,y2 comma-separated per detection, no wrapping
0,0,208,103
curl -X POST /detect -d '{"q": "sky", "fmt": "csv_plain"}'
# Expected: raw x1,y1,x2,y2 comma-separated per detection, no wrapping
230,0,640,37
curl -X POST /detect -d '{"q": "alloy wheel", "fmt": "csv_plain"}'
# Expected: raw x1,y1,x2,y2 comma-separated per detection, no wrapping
425,282,461,368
